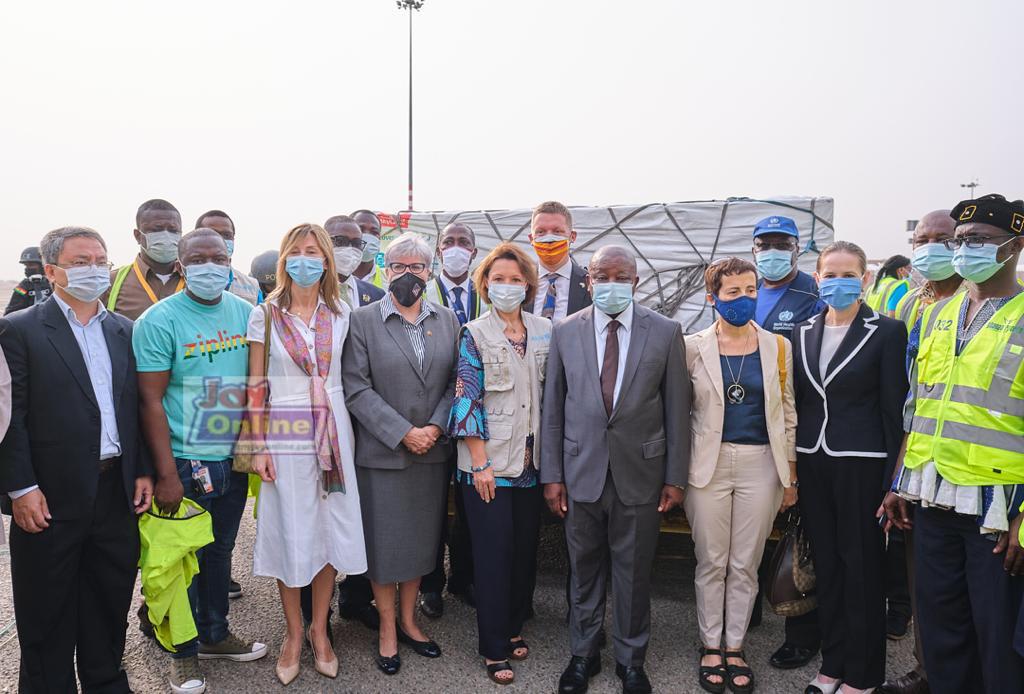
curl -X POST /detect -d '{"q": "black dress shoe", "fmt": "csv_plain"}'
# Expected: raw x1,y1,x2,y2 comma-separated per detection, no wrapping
340,603,380,631
376,652,401,675
419,591,444,619
769,642,817,670
559,655,601,694
228,577,242,599
137,602,156,640
877,670,929,694
886,613,911,640
616,664,652,694
397,624,442,658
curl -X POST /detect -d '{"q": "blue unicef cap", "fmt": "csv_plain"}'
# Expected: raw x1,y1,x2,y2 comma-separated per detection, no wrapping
753,215,799,239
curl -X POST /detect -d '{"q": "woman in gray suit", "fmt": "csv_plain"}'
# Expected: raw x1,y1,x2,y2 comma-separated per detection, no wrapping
341,232,460,676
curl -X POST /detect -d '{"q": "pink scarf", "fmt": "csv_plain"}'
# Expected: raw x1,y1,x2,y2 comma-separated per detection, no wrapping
271,303,345,494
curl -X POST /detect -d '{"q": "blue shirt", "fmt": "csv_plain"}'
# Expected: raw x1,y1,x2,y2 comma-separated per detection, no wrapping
720,349,770,445
756,270,825,337
886,282,909,313
53,293,121,459
132,291,251,461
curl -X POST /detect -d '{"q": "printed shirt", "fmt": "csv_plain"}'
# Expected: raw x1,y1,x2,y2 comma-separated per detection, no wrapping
132,291,251,461
447,329,538,488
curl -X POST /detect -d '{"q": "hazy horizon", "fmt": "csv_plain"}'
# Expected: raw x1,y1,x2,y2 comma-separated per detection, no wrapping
2,0,1021,279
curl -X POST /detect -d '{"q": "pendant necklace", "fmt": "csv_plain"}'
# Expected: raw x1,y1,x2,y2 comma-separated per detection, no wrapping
719,326,753,405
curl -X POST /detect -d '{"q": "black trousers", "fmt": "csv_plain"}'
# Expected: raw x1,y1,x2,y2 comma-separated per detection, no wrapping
914,505,1024,694
885,527,912,620
422,458,475,595
798,452,886,689
338,573,374,613
461,483,541,660
10,467,138,694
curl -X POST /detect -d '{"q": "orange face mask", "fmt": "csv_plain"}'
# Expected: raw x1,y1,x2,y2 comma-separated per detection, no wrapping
533,237,570,266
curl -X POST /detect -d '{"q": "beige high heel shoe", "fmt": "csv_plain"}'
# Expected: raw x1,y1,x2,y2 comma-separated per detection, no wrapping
307,626,339,679
275,640,301,686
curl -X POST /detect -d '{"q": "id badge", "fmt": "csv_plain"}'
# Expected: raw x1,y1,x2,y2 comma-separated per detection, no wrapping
190,460,214,496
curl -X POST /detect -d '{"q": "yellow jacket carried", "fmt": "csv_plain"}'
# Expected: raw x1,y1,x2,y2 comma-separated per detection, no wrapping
139,499,214,653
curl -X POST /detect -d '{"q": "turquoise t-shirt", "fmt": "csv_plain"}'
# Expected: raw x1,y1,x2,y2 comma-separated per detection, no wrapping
133,291,252,461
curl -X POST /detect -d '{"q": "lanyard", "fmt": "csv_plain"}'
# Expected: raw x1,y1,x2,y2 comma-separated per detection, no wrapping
133,260,184,305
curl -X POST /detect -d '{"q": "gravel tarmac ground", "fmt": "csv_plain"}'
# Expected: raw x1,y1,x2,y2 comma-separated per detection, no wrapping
0,504,914,693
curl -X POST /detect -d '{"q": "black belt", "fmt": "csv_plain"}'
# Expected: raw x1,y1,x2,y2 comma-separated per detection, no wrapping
98,456,122,474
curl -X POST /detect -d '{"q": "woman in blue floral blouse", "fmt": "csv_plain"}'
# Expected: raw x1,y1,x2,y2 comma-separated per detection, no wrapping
447,242,552,685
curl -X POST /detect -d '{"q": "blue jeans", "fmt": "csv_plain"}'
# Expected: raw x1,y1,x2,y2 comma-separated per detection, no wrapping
171,458,247,659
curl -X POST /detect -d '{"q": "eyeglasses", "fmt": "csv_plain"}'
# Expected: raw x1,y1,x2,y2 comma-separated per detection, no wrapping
941,235,1015,251
56,261,114,271
753,240,797,252
332,237,367,250
388,262,427,274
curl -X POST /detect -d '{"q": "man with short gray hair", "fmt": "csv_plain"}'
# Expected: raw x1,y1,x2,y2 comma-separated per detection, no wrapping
0,226,153,692
542,244,689,694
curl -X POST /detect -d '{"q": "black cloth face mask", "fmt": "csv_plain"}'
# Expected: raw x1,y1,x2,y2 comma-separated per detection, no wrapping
390,272,427,307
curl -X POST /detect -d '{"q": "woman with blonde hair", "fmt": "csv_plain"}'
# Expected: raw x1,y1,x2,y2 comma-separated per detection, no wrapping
246,223,366,685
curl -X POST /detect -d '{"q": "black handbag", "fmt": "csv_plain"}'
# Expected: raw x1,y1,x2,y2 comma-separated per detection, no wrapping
765,509,817,617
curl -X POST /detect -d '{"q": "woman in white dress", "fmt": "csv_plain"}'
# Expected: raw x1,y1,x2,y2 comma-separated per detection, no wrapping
246,223,366,685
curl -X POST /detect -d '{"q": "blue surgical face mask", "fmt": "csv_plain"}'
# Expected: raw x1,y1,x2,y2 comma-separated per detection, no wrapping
714,295,757,327
361,234,381,263
911,243,956,281
62,264,111,303
488,283,527,313
818,277,863,310
224,239,235,257
952,238,1013,283
142,230,181,264
184,262,230,301
285,256,324,288
755,249,795,281
592,281,634,315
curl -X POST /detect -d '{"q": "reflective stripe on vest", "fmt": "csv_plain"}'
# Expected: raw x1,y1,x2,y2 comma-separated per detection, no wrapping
895,287,923,331
106,263,135,312
865,276,897,312
904,292,1024,484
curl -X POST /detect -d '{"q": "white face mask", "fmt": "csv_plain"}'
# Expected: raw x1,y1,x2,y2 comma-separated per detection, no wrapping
333,247,363,277
142,230,180,264
61,265,111,302
441,246,472,276
361,234,381,263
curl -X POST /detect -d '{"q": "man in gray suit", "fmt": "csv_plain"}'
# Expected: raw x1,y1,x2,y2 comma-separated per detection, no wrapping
542,245,689,694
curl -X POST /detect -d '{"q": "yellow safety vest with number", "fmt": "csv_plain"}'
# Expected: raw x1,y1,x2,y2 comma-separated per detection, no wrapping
904,292,1024,485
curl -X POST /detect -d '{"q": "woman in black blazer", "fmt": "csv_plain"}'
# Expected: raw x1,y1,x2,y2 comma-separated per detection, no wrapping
792,241,908,694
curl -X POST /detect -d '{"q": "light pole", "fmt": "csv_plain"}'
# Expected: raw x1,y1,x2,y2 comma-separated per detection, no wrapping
960,178,979,198
397,1,424,211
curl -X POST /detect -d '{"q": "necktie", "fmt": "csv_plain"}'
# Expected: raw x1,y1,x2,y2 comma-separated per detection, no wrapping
451,286,468,325
600,320,620,417
341,282,353,308
542,273,558,319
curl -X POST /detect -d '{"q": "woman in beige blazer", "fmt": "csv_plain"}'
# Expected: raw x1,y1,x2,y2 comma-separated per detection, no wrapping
684,257,798,694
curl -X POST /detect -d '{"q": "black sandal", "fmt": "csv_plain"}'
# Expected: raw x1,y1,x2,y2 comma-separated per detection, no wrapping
508,637,529,661
723,649,754,693
698,647,727,694
486,660,514,685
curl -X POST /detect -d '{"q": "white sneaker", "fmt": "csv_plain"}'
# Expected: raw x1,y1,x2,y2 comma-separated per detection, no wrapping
169,655,206,694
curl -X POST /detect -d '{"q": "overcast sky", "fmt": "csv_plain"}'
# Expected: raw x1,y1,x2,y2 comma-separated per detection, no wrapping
1,0,1021,278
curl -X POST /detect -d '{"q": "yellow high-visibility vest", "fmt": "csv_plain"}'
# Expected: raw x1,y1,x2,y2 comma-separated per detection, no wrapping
865,276,908,314
904,292,1024,485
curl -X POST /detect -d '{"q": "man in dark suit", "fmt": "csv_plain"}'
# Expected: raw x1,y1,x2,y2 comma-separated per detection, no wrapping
0,226,153,693
526,200,592,321
542,245,689,694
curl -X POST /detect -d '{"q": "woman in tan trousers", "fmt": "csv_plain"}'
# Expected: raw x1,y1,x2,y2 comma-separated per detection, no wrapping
684,257,798,693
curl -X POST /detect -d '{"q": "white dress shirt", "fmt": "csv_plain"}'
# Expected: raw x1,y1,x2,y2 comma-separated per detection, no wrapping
532,258,572,321
594,302,634,408
438,273,471,309
11,294,121,499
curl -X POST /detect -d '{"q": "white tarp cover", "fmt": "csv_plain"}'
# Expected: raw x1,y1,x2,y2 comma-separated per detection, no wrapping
379,196,834,332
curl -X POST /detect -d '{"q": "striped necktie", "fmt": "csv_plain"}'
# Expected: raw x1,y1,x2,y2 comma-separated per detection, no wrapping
451,286,468,325
542,273,558,319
